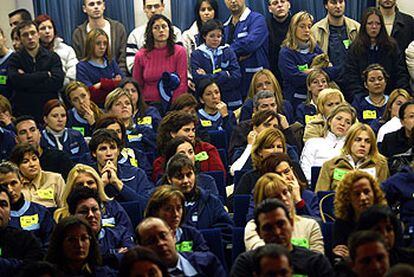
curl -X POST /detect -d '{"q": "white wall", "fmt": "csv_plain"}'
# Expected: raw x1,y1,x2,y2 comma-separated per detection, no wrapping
398,0,414,16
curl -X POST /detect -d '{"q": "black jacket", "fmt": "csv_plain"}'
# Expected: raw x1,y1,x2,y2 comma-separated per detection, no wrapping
380,127,412,158
391,10,414,53
7,46,64,122
40,148,74,180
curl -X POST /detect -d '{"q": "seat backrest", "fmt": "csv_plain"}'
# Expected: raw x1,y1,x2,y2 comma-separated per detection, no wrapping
321,222,334,260
208,130,228,150
234,170,248,191
317,191,335,223
232,227,245,262
233,194,251,227
120,200,145,228
199,228,228,272
310,166,322,191
204,170,226,203
217,148,228,169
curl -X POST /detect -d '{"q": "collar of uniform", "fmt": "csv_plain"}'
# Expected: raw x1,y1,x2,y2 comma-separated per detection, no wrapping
169,253,198,276
224,7,251,26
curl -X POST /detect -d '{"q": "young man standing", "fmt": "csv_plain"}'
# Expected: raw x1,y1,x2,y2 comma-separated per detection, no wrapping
311,0,360,68
72,0,127,73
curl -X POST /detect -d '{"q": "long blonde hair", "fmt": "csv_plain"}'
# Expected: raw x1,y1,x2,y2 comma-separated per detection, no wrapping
54,164,111,222
282,11,316,52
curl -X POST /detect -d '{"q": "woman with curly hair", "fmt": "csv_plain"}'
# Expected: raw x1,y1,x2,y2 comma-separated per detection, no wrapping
332,170,387,258
145,185,209,252
315,123,389,191
244,173,324,253
53,164,134,237
239,69,294,123
133,14,187,105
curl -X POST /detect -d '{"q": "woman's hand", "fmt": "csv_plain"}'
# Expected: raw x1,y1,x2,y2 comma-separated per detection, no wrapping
247,130,257,145
101,161,123,192
287,174,302,204
0,111,12,126
216,101,228,118
278,114,290,130
333,244,349,258
81,103,95,125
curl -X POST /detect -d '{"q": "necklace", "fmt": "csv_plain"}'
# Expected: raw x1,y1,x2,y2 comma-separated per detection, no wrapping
369,95,385,107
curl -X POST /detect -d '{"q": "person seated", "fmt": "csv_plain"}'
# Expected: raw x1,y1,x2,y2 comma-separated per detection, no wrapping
316,123,389,191
18,261,61,277
382,160,414,226
94,116,153,177
169,93,199,115
10,27,21,51
296,69,330,125
76,28,124,107
0,95,15,131
14,115,74,179
9,143,65,208
244,173,323,253
104,88,157,153
356,205,414,266
65,81,104,138
347,231,390,277
191,19,242,110
0,125,15,162
252,244,294,277
231,198,333,277
153,111,225,182
67,186,134,268
303,88,345,142
88,129,154,201
136,217,226,276
195,78,237,138
162,154,233,241
53,163,134,237
145,185,209,252
0,186,43,276
120,78,162,131
332,170,387,259
352,64,389,125
380,100,414,161
374,88,411,143
300,104,357,183
119,246,169,277
161,137,218,195
45,216,117,276
240,69,293,123
234,128,299,196
341,7,410,102
0,161,53,248
34,14,77,86
279,11,339,109
40,99,89,163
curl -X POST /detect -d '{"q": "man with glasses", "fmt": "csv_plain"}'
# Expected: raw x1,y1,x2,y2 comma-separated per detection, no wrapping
126,0,182,74
72,0,127,73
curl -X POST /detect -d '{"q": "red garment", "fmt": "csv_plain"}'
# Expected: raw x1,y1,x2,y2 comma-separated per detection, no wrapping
152,141,226,182
89,78,120,105
132,45,188,102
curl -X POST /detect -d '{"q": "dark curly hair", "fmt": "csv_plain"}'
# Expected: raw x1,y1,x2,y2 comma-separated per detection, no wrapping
144,14,176,56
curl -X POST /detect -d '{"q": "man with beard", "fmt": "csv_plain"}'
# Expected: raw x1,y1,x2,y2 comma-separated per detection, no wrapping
378,0,414,53
311,0,360,68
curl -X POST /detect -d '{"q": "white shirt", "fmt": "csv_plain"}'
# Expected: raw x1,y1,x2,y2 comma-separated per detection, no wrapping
377,116,402,143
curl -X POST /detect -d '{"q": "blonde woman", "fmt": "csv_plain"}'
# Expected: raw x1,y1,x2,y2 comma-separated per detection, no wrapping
239,69,293,123
53,164,134,236
316,123,389,192
300,104,357,183
244,173,324,253
332,170,387,258
278,11,339,109
303,88,345,141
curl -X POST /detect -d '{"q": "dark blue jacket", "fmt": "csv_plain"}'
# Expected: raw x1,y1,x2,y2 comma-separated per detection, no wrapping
176,225,209,252
98,226,135,267
351,94,388,125
102,200,134,238
382,166,414,225
296,103,317,125
40,128,89,163
67,107,96,137
184,188,233,241
0,127,15,162
191,44,242,109
76,58,124,88
126,124,157,154
179,251,227,277
118,147,152,178
224,8,269,98
278,45,339,106
156,173,219,196
133,105,162,131
0,50,13,98
239,98,295,124
10,199,54,247
196,108,236,140
370,118,383,134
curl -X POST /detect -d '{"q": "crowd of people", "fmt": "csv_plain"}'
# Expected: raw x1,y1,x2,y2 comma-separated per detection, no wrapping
1,0,414,276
